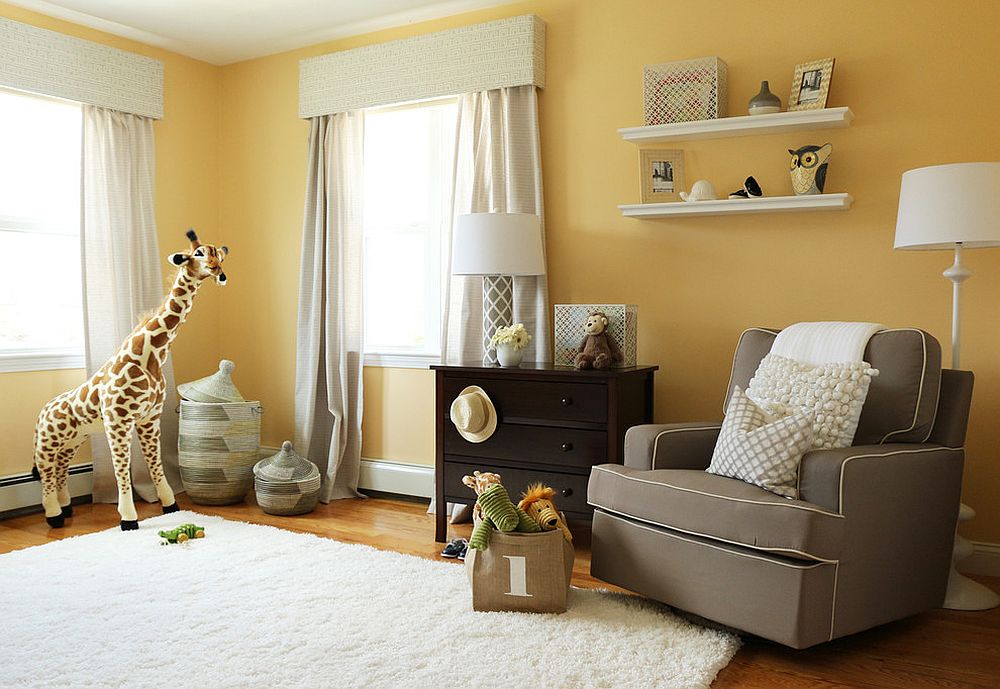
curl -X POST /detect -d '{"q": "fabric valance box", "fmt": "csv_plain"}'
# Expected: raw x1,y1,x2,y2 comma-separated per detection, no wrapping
298,14,545,118
0,17,163,119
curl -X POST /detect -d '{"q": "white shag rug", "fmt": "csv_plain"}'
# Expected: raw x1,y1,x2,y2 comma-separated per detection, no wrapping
0,511,739,689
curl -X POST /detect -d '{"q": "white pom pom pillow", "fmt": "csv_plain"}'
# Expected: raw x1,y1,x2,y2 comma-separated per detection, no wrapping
746,353,878,449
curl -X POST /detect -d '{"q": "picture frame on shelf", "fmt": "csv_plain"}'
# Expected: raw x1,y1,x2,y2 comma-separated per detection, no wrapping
788,57,835,111
639,149,685,203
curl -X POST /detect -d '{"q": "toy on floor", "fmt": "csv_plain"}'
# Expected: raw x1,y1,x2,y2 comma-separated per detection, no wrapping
31,229,229,532
158,523,206,544
574,311,623,370
462,471,540,550
518,483,573,543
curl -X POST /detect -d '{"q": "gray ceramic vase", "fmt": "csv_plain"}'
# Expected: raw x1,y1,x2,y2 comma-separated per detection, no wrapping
748,81,781,115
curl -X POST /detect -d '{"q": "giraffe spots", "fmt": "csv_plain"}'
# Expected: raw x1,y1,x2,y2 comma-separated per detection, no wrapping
169,299,182,313
115,407,128,417
148,358,161,379
145,318,162,333
172,287,187,298
52,408,66,419
112,360,127,375
133,377,149,391
131,335,144,356
162,314,180,330
150,332,169,349
90,389,100,405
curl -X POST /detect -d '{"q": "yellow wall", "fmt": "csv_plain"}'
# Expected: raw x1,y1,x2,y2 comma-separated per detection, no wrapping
0,2,221,475
217,0,1000,543
5,1,1000,545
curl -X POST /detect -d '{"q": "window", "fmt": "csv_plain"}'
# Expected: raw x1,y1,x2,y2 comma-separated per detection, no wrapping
362,98,457,367
0,88,84,372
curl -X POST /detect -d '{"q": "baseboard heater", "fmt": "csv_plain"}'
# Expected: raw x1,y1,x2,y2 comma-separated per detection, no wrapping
0,464,94,519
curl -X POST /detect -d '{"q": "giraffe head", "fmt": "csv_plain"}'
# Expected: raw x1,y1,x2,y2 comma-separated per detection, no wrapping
167,229,229,285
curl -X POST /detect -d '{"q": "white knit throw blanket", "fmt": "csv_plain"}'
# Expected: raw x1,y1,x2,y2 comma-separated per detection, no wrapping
770,321,884,365
747,322,883,449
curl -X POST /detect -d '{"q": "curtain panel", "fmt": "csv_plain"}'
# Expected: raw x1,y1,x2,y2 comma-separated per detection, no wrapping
294,113,366,502
81,105,182,503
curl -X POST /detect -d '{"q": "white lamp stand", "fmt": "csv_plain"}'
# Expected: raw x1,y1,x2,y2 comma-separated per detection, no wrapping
452,213,545,366
895,162,1000,611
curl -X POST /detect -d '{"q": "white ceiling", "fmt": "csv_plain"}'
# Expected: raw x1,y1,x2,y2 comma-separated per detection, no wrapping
7,0,516,65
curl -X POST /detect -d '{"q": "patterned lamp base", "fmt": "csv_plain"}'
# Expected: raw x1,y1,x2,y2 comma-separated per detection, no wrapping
482,275,513,366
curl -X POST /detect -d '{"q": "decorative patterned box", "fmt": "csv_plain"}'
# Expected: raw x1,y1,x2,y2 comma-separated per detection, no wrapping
554,304,638,368
643,56,728,125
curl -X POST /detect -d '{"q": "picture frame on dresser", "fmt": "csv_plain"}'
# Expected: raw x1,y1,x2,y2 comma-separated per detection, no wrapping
432,362,658,542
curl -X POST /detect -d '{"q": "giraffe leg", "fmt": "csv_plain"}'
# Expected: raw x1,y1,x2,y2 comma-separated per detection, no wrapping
136,419,176,513
36,445,64,528
103,414,138,530
55,446,78,518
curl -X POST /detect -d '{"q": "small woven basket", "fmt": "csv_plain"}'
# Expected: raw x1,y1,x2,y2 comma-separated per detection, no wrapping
254,441,321,516
178,400,262,505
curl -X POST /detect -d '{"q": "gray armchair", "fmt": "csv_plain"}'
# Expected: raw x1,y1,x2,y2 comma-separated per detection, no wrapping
587,328,973,648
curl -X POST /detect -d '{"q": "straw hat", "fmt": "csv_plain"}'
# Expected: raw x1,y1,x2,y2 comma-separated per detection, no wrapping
450,386,497,443
178,360,245,403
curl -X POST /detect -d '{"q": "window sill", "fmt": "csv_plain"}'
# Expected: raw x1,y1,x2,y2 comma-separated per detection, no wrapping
364,352,441,369
0,349,85,373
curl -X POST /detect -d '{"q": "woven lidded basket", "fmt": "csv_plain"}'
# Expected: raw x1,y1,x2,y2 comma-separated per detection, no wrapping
253,441,321,516
178,400,262,505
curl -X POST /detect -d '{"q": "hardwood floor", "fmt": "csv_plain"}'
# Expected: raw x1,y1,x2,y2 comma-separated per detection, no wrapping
2,493,998,688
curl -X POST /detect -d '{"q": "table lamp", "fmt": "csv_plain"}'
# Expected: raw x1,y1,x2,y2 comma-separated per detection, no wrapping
894,161,1000,610
452,213,545,366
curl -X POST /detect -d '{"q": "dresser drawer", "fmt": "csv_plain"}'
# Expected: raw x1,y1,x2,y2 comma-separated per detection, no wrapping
442,460,591,514
444,377,607,424
445,422,607,470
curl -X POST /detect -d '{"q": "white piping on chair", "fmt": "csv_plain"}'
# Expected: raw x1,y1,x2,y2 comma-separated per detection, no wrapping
598,510,834,571
836,445,962,511
591,465,846,518
877,329,937,443
650,425,722,470
590,503,840,563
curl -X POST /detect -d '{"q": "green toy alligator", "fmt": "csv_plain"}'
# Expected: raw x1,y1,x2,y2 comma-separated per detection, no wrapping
158,523,206,544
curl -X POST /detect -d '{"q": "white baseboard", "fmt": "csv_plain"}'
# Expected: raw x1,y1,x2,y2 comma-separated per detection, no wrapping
359,458,433,498
0,464,93,514
962,542,1000,578
259,446,433,500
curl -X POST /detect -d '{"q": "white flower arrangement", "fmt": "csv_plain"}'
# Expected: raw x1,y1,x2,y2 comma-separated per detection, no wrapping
489,323,532,351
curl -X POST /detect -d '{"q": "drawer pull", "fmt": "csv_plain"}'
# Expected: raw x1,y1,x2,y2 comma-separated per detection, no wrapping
560,442,573,452
562,488,573,497
561,397,573,406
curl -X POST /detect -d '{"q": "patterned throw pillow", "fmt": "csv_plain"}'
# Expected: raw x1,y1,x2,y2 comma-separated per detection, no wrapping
708,386,815,498
746,353,878,449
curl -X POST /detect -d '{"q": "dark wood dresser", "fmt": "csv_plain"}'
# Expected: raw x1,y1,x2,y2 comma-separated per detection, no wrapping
433,363,657,542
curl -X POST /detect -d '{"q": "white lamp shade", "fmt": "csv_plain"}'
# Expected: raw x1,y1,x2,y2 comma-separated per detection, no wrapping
451,212,545,276
895,162,1000,250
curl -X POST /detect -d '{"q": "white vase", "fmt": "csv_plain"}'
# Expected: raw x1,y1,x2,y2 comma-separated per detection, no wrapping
496,344,524,367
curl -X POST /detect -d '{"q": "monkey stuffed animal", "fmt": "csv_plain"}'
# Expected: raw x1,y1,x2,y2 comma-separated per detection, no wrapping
574,311,623,370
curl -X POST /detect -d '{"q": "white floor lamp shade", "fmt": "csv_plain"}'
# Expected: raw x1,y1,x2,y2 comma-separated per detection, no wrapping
452,213,545,366
894,162,1000,611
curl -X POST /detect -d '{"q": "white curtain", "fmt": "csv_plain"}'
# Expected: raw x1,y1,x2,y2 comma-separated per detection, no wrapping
81,105,182,503
443,84,549,365
432,84,549,521
294,112,366,502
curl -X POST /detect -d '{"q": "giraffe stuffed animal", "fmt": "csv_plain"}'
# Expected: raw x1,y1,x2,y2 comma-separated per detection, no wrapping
32,229,229,531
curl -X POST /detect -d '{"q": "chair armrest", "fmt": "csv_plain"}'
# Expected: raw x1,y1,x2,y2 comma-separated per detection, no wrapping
624,422,722,471
798,443,965,514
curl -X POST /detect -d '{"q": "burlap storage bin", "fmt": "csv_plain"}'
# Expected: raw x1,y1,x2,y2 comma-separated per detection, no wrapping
465,522,574,613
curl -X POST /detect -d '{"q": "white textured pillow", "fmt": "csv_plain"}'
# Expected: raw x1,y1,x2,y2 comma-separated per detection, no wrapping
746,353,878,449
708,386,815,499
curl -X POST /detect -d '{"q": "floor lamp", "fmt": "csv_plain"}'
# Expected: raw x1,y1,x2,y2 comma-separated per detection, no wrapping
894,162,1000,610
451,213,545,366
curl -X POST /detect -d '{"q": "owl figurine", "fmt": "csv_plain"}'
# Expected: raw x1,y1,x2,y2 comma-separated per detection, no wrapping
788,143,833,195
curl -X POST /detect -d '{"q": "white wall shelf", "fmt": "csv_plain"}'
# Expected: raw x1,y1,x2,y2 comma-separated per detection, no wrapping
619,107,854,144
619,193,854,218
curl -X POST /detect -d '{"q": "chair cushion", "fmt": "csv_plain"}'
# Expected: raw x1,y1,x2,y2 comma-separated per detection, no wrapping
588,464,845,561
724,328,941,445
